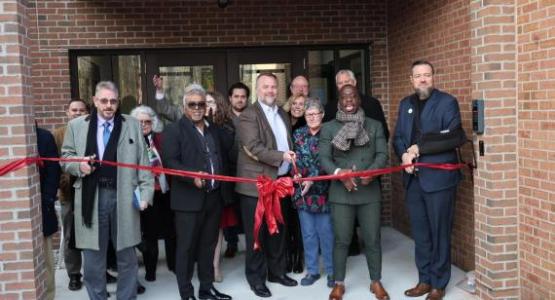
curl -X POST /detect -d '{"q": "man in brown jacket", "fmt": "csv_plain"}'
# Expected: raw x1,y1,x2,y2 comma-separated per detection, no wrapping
235,73,298,298
53,99,88,291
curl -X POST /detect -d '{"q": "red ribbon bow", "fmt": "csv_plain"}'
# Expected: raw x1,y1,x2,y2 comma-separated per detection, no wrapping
253,176,294,250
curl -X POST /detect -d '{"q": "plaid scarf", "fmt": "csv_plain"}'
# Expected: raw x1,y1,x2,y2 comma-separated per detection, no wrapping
331,108,369,151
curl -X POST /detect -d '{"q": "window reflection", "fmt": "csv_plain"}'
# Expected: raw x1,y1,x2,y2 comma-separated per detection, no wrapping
77,55,143,114
158,65,214,107
239,63,291,106
308,50,334,106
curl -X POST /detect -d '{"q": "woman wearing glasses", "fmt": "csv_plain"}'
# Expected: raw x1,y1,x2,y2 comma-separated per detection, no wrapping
291,98,334,288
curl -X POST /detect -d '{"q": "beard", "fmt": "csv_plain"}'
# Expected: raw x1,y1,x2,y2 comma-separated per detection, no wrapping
415,86,433,100
232,103,246,112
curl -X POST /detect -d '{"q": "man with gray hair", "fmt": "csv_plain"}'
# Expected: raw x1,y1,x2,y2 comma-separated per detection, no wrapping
161,84,232,300
329,69,389,140
61,81,154,300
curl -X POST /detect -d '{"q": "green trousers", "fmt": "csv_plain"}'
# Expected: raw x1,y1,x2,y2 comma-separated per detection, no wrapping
330,201,382,282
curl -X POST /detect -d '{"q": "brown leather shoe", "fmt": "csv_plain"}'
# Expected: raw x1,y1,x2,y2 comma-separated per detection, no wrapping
426,288,445,300
370,281,390,300
404,283,432,297
328,284,345,300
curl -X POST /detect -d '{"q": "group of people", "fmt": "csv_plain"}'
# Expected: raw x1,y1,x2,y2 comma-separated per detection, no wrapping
35,60,464,300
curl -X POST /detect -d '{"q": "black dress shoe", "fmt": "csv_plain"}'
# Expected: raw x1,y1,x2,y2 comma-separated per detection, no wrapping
106,272,117,284
268,274,298,286
199,287,232,300
137,282,146,294
68,274,82,291
182,296,196,300
250,284,271,298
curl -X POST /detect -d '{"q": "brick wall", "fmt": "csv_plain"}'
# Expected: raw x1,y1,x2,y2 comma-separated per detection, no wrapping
470,1,519,299
0,1,45,299
516,1,555,299
387,0,474,271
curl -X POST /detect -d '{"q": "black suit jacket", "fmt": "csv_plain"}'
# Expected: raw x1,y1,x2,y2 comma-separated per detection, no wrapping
37,127,61,237
161,117,229,212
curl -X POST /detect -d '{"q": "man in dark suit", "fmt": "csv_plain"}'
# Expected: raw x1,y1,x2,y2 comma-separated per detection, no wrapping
393,61,465,300
162,83,232,300
235,73,298,298
37,125,61,300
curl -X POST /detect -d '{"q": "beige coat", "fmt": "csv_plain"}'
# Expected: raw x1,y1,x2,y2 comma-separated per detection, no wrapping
61,114,154,251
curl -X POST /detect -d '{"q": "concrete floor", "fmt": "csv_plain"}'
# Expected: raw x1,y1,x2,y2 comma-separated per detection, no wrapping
55,227,476,300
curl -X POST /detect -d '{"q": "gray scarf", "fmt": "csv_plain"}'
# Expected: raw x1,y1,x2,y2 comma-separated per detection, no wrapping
331,108,369,151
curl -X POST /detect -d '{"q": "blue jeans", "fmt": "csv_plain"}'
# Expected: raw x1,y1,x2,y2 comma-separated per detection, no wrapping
298,210,334,276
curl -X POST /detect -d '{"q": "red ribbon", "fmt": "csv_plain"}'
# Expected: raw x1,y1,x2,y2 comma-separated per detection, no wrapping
253,176,294,250
0,157,468,250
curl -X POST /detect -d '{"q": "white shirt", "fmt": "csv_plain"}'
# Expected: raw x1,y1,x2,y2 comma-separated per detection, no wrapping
258,100,290,176
97,114,114,160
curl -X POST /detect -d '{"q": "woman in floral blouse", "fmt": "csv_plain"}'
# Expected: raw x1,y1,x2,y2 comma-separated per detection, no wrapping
291,98,334,288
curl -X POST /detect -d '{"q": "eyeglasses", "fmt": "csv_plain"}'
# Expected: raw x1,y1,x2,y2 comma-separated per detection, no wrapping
305,112,323,118
139,120,152,125
98,98,118,105
187,101,207,110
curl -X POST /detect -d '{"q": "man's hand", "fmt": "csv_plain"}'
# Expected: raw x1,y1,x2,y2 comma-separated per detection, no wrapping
79,155,96,176
337,169,357,192
282,150,296,163
153,75,163,93
194,171,208,189
402,152,416,174
139,200,148,211
407,144,419,157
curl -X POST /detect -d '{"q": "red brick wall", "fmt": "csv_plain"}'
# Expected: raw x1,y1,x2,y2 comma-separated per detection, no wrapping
470,1,519,299
516,1,555,299
0,1,46,299
387,0,474,271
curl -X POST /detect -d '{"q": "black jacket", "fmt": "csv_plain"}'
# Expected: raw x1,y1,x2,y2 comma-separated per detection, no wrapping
37,127,61,237
161,117,230,212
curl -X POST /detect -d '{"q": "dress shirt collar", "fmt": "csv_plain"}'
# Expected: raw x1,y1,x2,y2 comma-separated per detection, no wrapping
258,100,278,114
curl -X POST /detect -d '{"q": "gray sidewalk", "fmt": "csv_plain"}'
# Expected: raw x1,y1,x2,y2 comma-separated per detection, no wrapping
55,227,476,300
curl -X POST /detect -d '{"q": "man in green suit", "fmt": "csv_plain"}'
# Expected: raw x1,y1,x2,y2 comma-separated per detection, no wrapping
320,85,389,300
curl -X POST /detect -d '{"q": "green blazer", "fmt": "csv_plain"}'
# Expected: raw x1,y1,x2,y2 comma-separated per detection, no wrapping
319,117,388,205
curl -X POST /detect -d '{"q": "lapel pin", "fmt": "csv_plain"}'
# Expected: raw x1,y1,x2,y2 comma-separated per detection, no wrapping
408,108,413,114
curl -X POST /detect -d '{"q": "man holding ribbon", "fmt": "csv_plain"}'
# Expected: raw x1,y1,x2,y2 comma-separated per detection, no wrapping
161,83,232,300
320,84,389,300
235,73,298,298
393,60,466,300
61,81,154,300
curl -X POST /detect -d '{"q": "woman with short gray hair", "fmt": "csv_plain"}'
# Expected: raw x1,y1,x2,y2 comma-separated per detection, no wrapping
130,105,175,282
290,97,334,287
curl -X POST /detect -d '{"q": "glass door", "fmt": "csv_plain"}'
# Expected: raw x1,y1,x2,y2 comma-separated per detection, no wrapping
145,51,227,109
227,48,305,106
